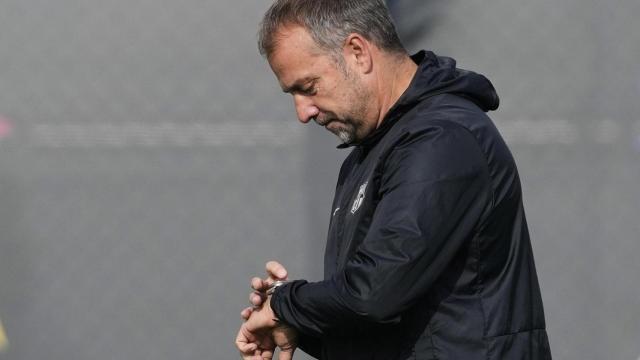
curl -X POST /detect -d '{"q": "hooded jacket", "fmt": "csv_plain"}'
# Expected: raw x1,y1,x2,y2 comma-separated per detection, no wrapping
271,51,552,360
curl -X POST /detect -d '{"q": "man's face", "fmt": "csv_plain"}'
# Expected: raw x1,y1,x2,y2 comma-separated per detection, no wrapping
268,25,376,144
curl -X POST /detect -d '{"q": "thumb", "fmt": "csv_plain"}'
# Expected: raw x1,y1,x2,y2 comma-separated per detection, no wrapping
278,350,293,360
278,348,295,360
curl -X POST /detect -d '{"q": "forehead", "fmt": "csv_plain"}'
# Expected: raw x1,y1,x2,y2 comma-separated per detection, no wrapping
267,26,335,89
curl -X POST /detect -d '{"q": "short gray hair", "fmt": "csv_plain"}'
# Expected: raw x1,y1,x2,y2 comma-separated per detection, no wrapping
258,0,405,58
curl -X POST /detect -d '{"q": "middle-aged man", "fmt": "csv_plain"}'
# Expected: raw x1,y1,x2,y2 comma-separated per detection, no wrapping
235,0,552,359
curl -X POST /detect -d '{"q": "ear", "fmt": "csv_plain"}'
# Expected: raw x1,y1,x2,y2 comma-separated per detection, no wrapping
342,33,373,74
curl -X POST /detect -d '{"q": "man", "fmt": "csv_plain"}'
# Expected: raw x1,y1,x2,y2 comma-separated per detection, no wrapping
235,0,552,359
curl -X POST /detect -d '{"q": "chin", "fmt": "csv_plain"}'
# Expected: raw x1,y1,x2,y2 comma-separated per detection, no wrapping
336,131,354,144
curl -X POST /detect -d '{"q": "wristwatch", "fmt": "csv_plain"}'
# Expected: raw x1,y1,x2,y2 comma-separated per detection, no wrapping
266,280,290,296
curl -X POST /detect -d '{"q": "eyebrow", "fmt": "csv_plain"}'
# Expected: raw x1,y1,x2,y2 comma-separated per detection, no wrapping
282,77,316,94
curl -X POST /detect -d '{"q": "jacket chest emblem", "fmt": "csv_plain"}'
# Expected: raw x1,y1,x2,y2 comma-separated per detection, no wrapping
350,181,368,214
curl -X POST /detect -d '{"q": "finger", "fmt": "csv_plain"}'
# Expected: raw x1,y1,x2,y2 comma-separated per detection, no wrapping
236,324,266,356
251,349,262,360
236,339,257,354
241,307,253,320
249,291,267,308
265,261,288,280
278,349,295,360
251,277,267,291
235,339,257,354
250,291,266,307
235,328,258,354
261,348,274,360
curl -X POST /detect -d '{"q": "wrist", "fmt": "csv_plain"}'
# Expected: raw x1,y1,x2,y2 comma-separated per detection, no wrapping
266,280,291,325
266,280,290,295
265,295,280,327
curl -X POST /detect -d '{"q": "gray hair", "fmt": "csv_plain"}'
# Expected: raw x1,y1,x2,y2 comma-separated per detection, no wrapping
258,0,405,59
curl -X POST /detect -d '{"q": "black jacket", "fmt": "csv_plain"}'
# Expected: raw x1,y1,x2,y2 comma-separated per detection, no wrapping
271,51,551,360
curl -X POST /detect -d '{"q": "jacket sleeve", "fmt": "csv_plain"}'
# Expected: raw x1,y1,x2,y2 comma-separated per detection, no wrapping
271,123,492,338
294,333,322,359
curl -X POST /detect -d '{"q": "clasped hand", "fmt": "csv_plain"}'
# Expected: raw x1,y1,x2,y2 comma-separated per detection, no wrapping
235,261,298,360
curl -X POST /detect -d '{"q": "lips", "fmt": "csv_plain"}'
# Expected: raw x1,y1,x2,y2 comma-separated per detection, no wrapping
315,117,333,127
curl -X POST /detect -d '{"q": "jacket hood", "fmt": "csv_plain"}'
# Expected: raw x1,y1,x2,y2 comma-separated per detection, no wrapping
403,50,499,112
341,51,499,149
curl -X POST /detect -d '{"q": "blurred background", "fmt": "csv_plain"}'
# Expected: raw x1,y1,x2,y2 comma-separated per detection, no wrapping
0,0,638,359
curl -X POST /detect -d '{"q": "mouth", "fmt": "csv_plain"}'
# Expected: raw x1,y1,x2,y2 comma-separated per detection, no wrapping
314,117,330,127
315,116,340,127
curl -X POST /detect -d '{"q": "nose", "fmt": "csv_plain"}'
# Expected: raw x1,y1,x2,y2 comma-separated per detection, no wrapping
293,94,319,124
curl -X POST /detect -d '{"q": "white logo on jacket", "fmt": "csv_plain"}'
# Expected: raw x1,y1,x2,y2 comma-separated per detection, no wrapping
350,182,368,214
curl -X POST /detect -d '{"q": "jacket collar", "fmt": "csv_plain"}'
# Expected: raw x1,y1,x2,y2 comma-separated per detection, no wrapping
337,50,499,149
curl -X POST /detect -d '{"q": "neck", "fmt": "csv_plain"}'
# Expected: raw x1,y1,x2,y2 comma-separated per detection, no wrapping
374,54,418,128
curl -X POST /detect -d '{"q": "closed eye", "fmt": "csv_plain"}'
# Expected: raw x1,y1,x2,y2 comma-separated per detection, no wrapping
301,85,317,96
282,77,319,95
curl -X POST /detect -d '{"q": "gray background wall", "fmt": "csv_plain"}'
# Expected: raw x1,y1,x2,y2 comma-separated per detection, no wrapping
0,0,638,359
